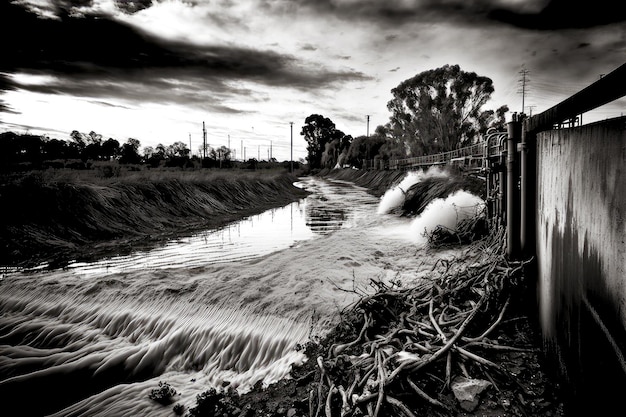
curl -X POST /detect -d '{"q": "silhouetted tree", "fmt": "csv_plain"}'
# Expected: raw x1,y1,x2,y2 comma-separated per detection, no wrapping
119,138,141,164
101,138,120,160
42,138,69,160
207,145,231,167
166,141,190,158
301,114,347,169
70,130,87,149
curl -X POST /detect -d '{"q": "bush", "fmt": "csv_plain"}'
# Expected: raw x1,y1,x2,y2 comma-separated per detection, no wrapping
148,381,177,405
173,403,185,415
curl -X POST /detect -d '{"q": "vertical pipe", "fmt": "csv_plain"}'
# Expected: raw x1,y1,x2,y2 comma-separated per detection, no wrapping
507,114,521,259
520,120,537,258
499,158,506,224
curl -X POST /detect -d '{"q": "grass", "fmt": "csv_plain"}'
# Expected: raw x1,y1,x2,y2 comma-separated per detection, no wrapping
4,165,298,186
0,167,309,268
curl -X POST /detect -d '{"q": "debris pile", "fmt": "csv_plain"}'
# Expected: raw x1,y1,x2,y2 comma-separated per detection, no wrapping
307,227,559,416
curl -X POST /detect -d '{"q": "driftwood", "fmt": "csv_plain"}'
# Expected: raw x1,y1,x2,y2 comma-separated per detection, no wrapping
309,226,534,416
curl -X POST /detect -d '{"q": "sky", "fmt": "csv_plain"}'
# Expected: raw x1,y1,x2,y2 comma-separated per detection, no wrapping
1,0,625,161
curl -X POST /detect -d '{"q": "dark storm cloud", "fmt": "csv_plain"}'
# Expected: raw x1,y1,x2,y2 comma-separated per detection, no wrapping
528,35,626,80
0,74,18,116
273,0,493,26
489,0,626,30
0,2,370,112
14,0,151,16
9,70,260,114
276,0,626,30
114,0,153,15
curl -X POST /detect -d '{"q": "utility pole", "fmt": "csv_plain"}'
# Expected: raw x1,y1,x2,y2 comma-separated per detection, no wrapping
240,140,243,162
526,105,536,117
290,122,293,173
189,133,192,157
270,140,272,161
202,121,207,159
366,115,370,137
519,68,530,114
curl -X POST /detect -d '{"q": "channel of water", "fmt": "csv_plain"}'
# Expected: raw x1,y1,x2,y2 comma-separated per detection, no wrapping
0,176,462,416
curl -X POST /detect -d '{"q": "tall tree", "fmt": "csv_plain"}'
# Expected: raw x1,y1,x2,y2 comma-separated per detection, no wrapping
387,64,495,156
300,114,342,169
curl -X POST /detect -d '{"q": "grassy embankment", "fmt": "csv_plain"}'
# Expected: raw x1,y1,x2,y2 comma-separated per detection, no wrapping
0,168,309,268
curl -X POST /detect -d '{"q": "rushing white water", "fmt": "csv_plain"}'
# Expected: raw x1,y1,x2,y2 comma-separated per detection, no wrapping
409,190,486,245
377,166,448,215
0,176,476,416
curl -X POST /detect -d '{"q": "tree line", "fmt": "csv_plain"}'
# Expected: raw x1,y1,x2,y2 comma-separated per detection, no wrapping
0,130,243,171
301,64,509,170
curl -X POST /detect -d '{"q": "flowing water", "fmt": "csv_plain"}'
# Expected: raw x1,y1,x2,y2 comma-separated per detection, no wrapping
0,176,469,416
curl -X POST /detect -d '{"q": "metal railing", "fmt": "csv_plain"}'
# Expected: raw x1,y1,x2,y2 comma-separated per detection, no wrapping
368,129,507,171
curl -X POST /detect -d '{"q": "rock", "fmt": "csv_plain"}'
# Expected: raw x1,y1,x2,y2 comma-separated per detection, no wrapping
287,408,297,417
451,376,491,412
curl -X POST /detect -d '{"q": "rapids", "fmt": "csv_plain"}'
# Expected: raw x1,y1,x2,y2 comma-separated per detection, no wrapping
0,175,474,416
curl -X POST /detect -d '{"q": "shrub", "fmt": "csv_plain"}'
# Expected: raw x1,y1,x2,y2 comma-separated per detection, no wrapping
148,381,177,405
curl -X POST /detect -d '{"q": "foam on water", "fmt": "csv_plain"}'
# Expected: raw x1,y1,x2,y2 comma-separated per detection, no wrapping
377,167,448,214
408,190,485,244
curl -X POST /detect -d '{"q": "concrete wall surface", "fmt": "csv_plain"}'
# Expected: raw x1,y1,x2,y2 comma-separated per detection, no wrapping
536,117,626,414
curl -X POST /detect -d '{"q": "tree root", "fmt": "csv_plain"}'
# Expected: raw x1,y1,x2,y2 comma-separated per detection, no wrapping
310,226,534,416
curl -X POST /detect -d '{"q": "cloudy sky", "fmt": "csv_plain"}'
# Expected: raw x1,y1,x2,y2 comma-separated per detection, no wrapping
1,0,625,161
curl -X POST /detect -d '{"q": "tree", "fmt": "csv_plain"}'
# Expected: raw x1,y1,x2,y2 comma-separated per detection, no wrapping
376,124,407,161
166,141,190,158
101,138,120,160
345,135,386,168
387,64,495,156
119,138,141,164
70,130,87,149
301,114,342,169
87,131,103,146
42,138,69,160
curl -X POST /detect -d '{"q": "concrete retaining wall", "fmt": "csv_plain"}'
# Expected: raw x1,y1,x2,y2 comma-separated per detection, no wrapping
536,117,626,414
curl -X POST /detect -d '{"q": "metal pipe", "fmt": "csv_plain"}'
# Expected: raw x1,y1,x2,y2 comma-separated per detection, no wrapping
520,120,536,258
506,114,521,259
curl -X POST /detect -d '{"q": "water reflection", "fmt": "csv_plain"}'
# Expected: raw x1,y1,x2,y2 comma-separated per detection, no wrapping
10,177,380,277
305,206,346,235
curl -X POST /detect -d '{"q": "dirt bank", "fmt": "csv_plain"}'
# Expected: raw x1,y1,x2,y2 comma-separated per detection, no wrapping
0,169,308,268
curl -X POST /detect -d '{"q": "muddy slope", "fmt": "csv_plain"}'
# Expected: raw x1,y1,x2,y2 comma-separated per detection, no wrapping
1,171,308,267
